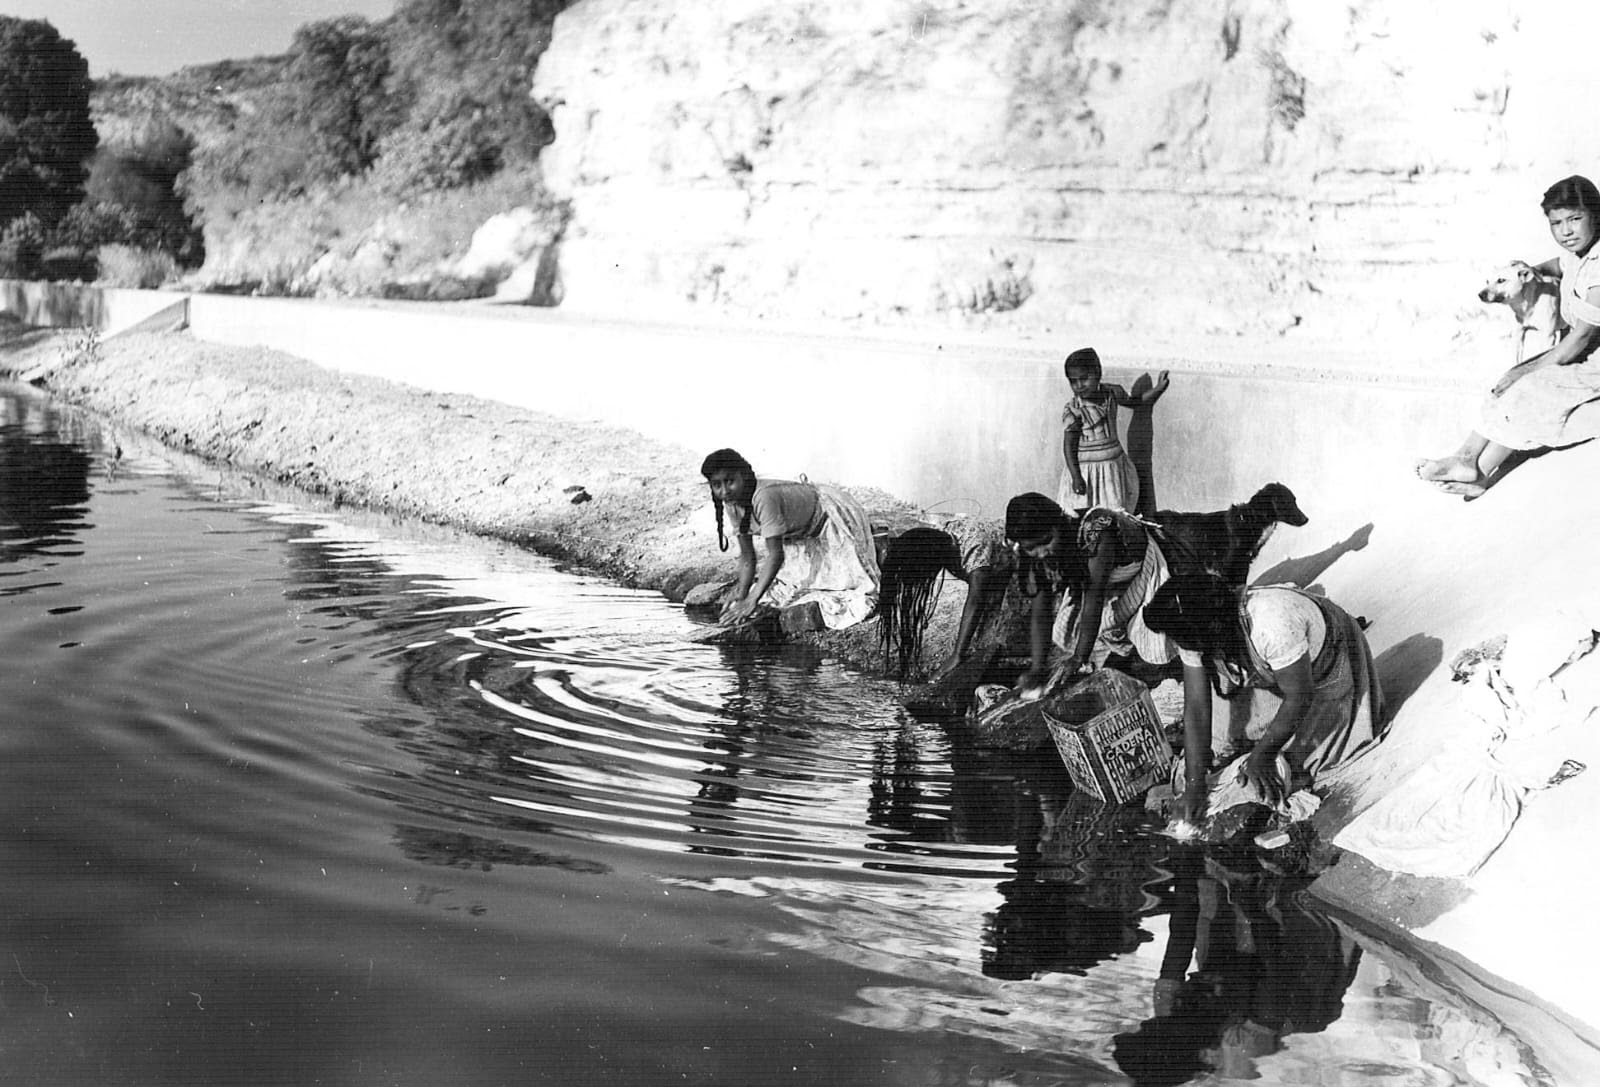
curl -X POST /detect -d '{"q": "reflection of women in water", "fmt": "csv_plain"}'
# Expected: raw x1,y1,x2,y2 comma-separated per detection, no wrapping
1142,574,1383,823
1003,493,1174,692
1114,854,1362,1085
1416,175,1600,497
700,448,880,630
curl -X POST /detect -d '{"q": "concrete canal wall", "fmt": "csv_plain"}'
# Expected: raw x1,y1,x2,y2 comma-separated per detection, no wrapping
5,282,1599,1078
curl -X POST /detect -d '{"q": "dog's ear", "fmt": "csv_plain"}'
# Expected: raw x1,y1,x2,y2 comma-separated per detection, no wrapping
1516,263,1535,284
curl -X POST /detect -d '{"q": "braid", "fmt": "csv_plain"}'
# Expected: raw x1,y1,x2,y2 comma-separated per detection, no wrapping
700,447,756,553
877,528,959,678
711,494,729,552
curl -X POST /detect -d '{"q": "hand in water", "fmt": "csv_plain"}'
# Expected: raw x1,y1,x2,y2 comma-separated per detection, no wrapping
1239,747,1287,807
721,598,757,625
1014,668,1048,698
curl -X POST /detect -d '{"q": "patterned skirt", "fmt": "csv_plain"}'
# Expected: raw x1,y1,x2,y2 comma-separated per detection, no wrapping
763,484,881,630
1050,536,1176,666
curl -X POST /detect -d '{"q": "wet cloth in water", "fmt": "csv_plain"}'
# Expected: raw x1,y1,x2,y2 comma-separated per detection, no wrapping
1478,244,1600,449
1051,509,1175,666
743,482,880,630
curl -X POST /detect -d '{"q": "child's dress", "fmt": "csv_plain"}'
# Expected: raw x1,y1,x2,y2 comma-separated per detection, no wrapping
1058,394,1140,513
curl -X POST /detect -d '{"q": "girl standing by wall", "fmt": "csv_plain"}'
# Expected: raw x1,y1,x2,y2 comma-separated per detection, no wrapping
1059,347,1170,514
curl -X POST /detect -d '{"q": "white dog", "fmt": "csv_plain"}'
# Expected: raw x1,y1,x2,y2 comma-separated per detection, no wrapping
1479,260,1565,364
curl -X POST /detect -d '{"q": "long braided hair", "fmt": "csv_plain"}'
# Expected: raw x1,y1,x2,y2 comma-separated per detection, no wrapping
878,527,962,678
699,448,755,552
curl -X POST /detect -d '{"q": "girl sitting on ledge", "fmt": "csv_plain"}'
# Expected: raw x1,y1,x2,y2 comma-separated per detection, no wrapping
700,448,880,630
1416,174,1600,497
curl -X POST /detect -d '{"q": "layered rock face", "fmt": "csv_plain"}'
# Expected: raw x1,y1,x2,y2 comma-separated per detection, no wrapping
533,0,1600,371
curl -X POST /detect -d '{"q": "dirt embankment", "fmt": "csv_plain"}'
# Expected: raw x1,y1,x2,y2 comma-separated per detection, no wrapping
0,323,946,671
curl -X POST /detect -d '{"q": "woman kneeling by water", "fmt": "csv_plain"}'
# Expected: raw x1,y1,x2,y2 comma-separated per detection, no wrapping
1141,573,1384,823
700,448,880,630
1004,493,1177,692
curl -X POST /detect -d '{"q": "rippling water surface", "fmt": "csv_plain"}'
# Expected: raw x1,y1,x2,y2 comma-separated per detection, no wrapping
0,386,1559,1085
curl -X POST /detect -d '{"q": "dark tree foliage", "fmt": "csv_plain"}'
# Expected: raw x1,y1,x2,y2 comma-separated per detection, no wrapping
277,16,393,178
0,17,97,229
373,0,567,190
77,117,205,263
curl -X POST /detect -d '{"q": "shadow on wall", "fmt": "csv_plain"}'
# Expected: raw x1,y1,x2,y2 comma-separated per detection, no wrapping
1126,371,1162,516
1253,523,1375,588
1372,633,1445,722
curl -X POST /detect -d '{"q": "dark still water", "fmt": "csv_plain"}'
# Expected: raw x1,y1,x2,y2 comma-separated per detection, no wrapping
0,385,1555,1086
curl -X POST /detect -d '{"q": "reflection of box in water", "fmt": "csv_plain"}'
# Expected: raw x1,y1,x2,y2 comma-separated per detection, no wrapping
1043,669,1168,804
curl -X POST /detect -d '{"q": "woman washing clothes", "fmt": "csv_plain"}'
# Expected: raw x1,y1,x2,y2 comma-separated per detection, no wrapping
699,448,880,630
1002,493,1176,694
1416,174,1600,497
1141,574,1384,823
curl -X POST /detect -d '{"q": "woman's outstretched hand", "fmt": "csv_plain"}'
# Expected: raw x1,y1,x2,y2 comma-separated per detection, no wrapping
720,597,757,625
1238,747,1288,807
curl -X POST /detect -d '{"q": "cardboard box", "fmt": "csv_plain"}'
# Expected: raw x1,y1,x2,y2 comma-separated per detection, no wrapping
1043,669,1170,803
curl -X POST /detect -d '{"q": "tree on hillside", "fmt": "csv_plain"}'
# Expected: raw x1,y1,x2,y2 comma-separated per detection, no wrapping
278,16,394,179
374,0,567,190
0,17,97,229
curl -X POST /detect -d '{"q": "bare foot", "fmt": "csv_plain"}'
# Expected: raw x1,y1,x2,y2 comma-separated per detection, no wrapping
1431,478,1488,499
1415,456,1480,484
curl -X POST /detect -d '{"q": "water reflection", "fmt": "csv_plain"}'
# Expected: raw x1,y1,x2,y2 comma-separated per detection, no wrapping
1113,848,1362,1085
0,393,91,570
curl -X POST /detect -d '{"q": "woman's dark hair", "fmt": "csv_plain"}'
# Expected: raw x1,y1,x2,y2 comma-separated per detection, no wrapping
1063,346,1103,378
699,448,755,551
1142,573,1251,693
1541,175,1600,217
877,527,961,678
1004,492,1084,598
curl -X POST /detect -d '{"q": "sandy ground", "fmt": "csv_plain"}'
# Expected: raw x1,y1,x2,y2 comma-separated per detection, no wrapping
6,315,1600,1079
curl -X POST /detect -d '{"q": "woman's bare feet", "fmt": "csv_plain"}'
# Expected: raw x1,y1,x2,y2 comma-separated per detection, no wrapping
1431,478,1489,499
1415,455,1481,485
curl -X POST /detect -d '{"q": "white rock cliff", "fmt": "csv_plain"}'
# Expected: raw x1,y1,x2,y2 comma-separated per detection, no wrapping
533,0,1600,371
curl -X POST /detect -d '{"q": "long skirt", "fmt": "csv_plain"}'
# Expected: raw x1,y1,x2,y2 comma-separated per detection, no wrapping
763,484,881,630
1477,356,1600,450
1051,537,1176,666
1247,592,1384,779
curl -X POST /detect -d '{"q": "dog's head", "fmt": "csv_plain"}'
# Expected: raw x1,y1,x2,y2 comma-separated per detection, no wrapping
1246,482,1308,527
1478,261,1540,306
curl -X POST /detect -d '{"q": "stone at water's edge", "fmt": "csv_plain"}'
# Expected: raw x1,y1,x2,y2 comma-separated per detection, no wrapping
532,0,1600,371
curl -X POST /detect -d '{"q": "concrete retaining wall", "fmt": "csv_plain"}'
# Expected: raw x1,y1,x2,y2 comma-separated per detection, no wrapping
0,281,187,338
2,283,1488,526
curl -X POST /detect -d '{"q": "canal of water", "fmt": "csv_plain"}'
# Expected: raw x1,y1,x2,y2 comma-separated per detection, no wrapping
0,384,1559,1085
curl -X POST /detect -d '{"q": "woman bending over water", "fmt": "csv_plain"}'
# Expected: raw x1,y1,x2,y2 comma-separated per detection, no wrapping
1417,174,1600,497
1142,574,1383,823
1003,493,1176,692
700,448,880,630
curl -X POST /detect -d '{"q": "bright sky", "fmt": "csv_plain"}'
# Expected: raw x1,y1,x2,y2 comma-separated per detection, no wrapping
0,0,396,77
